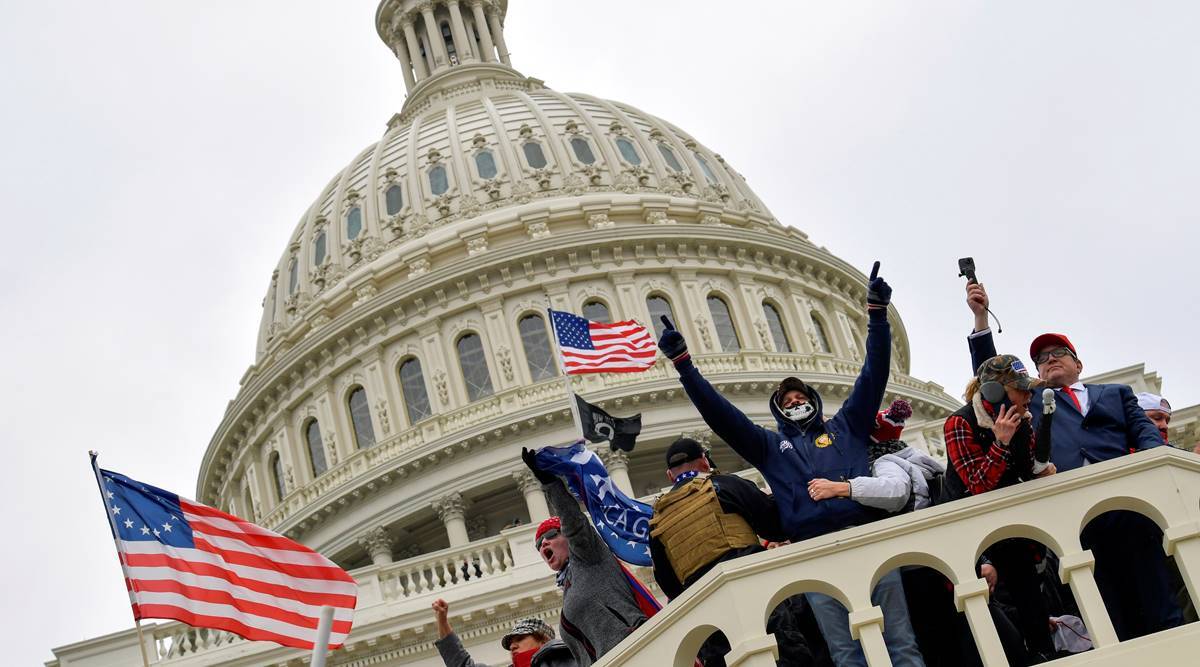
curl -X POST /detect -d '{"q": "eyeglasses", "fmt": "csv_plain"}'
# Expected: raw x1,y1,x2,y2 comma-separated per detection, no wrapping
535,528,560,550
1034,347,1075,365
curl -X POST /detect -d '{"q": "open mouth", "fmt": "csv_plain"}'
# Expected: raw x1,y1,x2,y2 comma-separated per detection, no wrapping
541,546,554,561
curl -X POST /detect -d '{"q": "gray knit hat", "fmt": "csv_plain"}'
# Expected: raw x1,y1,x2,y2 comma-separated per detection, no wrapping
500,617,555,650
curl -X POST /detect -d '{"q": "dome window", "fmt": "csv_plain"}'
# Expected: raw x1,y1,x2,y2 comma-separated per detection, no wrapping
385,184,404,215
523,142,548,169
519,314,557,381
313,231,327,266
616,137,641,165
399,357,432,423
475,150,498,180
811,313,832,353
346,207,363,241
429,165,449,195
570,137,596,165
287,258,299,294
347,386,375,449
658,143,683,172
707,295,741,352
694,153,719,185
582,299,611,323
305,418,327,476
646,295,675,337
763,302,792,353
456,333,495,401
270,452,286,502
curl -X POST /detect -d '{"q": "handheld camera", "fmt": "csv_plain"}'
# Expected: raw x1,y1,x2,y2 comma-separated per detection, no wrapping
958,257,978,284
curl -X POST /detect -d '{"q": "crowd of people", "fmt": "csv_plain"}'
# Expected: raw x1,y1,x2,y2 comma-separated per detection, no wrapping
428,266,1194,667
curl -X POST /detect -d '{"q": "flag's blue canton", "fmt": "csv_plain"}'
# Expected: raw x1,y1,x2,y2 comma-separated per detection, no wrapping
549,310,595,350
535,441,653,566
100,469,195,548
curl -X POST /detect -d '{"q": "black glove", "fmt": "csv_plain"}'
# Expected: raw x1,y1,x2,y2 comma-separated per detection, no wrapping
866,261,891,309
657,315,690,364
521,447,558,485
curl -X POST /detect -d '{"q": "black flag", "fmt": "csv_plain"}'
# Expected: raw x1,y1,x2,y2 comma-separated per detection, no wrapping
575,394,642,452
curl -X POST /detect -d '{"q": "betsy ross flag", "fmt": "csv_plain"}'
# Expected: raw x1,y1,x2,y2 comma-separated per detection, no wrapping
93,459,357,650
548,309,656,374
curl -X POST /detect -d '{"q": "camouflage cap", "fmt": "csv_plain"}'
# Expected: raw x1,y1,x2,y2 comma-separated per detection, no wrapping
977,354,1041,392
500,617,555,650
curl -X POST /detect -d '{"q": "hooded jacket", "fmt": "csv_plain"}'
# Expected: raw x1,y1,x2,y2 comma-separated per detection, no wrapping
671,309,892,540
849,447,946,512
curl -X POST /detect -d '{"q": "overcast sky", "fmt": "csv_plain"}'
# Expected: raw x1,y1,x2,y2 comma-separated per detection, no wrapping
5,1,1199,663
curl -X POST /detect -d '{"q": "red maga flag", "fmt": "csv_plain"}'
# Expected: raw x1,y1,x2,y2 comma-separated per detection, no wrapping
549,309,657,374
94,464,357,650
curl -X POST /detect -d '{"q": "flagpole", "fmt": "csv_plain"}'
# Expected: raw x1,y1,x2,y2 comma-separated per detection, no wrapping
547,308,585,439
310,605,335,667
89,451,153,667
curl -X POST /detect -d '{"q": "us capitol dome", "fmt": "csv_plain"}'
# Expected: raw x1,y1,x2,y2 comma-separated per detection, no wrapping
55,1,980,665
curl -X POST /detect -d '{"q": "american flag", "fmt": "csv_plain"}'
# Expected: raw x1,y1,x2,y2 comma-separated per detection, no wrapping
549,309,657,374
94,464,357,650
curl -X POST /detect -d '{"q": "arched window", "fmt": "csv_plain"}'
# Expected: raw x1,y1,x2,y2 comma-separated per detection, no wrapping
346,207,362,240
347,386,375,449
658,143,683,171
519,314,557,381
385,184,404,215
763,302,792,353
694,153,719,185
811,313,832,354
441,22,458,64
305,418,327,476
313,231,327,266
399,357,432,423
570,137,596,164
582,299,611,323
523,142,548,169
288,257,299,294
270,452,286,502
646,294,675,338
429,165,449,195
616,137,641,165
475,151,498,179
456,333,494,401
707,295,741,352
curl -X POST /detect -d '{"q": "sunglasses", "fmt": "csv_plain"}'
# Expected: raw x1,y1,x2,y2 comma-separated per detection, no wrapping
1034,347,1075,365
535,528,560,550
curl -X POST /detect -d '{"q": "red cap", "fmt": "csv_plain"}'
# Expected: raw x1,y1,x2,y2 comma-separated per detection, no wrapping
535,516,561,543
1029,333,1076,361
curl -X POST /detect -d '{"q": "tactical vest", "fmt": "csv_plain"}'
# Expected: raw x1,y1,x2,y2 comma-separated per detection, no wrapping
650,476,760,583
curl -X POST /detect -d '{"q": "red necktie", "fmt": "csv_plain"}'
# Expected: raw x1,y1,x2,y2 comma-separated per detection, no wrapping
1061,386,1082,412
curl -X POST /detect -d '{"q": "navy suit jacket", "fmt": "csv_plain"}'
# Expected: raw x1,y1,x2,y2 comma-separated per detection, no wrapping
967,330,1162,472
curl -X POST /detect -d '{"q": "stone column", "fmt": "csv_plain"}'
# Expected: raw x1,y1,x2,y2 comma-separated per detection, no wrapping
435,492,470,547
514,470,550,523
392,34,416,90
486,4,510,65
446,0,474,62
847,606,892,667
468,0,496,62
1165,522,1200,615
1059,550,1119,648
954,578,1008,666
420,2,450,71
597,448,634,497
401,15,429,80
358,526,395,566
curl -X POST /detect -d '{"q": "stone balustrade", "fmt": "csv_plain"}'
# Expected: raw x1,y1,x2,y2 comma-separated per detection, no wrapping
259,350,958,530
154,624,240,661
596,447,1200,667
379,532,516,601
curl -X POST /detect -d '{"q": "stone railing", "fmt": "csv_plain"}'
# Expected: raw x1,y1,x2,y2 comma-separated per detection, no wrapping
596,447,1200,667
378,532,516,601
260,350,958,529
154,624,241,661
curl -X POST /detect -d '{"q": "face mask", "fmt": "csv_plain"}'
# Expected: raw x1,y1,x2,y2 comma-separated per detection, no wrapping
512,646,538,667
782,403,815,422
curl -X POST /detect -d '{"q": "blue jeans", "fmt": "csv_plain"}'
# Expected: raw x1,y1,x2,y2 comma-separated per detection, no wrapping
806,569,925,667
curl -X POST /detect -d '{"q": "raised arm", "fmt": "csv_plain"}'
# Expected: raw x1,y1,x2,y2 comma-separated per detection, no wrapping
966,282,998,373
658,317,774,467
521,448,606,564
835,263,893,439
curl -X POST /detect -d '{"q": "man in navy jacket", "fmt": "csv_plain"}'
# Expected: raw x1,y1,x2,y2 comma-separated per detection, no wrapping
964,282,1180,639
658,264,925,667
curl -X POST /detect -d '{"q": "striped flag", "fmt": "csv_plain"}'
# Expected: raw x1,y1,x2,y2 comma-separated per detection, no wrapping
548,309,657,374
93,463,357,650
